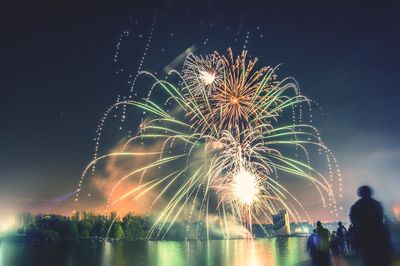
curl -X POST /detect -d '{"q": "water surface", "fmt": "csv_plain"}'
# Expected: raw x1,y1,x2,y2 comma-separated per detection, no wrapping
0,238,310,266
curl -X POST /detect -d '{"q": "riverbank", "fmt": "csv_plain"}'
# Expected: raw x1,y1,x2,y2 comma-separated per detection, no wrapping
0,238,310,265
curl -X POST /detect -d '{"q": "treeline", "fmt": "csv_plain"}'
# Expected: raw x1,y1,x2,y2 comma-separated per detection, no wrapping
15,212,151,241
13,212,216,241
9,212,336,241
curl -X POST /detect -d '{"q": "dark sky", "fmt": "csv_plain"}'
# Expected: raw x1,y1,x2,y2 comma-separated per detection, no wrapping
1,1,400,221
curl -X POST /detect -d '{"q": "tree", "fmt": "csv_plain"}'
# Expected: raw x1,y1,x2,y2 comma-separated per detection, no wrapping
26,224,42,240
110,223,124,239
78,220,92,239
122,213,146,240
65,220,79,240
42,229,60,241
92,217,106,237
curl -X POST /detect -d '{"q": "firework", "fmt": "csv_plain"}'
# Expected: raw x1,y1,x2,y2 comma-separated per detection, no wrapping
182,48,306,140
211,49,271,131
78,48,341,239
182,52,224,96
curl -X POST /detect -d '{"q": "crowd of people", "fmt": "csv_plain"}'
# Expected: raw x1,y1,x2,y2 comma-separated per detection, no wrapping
307,185,393,266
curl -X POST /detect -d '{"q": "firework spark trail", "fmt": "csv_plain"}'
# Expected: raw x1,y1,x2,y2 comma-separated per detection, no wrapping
77,48,341,239
74,14,159,207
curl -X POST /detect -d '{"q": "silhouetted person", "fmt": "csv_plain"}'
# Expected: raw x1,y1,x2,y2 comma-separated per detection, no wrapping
312,221,331,266
336,221,348,255
307,229,318,265
349,185,392,266
330,231,340,256
347,224,356,256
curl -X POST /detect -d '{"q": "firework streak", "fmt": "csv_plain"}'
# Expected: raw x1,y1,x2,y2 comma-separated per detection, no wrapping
80,48,340,239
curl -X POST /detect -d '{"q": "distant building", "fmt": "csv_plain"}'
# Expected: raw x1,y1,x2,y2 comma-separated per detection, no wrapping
272,210,290,236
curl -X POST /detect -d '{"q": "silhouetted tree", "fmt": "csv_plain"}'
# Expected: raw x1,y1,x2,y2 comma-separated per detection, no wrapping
65,220,79,240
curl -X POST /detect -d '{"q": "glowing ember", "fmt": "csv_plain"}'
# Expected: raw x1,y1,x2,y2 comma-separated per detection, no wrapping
232,168,259,205
199,70,216,85
230,96,239,104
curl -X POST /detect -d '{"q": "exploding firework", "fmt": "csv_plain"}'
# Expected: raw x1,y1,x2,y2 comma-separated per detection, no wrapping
211,49,271,131
77,48,341,239
182,52,224,96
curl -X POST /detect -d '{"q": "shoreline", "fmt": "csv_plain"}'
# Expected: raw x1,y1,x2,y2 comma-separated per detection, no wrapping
1,235,308,243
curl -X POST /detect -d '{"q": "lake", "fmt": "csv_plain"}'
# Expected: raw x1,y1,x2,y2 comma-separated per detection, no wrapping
0,237,311,266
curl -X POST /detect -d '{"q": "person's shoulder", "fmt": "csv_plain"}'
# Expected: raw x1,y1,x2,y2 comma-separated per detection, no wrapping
322,228,330,234
371,198,382,205
350,199,363,211
354,198,364,205
353,198,380,208
367,198,382,208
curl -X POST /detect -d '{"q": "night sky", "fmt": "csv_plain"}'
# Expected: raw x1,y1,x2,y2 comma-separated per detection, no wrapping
1,1,400,222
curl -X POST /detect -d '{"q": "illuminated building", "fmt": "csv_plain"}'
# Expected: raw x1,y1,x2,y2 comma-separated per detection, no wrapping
272,210,291,236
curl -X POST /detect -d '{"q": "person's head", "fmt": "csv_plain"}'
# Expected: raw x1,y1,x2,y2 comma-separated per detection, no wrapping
338,221,343,226
357,185,373,199
316,221,322,227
